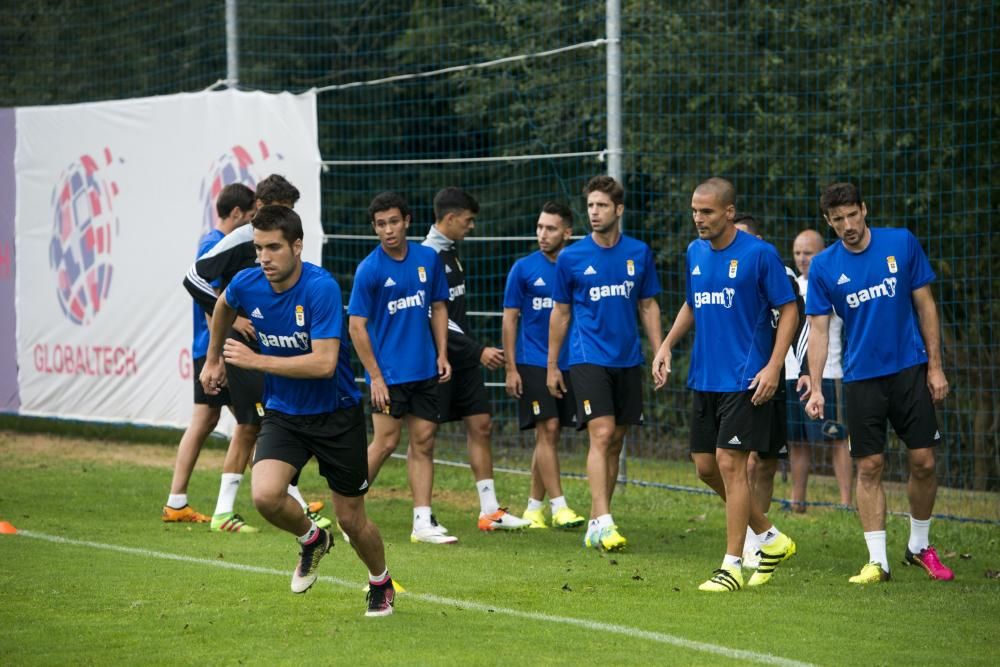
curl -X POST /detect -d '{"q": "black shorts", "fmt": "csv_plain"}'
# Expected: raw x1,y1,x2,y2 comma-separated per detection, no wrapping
843,364,940,458
193,356,230,407
690,390,773,455
226,361,264,425
437,365,491,422
254,404,369,497
787,378,846,443
569,364,644,430
516,364,576,430
757,381,788,460
373,376,439,423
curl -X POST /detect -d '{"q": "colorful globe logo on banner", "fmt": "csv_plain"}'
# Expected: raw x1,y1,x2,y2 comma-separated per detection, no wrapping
48,150,120,326
199,141,278,236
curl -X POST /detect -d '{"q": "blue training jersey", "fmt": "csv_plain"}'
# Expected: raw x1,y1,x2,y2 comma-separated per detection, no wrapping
225,262,361,415
503,250,569,370
806,227,934,382
552,233,661,368
685,230,796,392
347,241,449,385
191,229,224,359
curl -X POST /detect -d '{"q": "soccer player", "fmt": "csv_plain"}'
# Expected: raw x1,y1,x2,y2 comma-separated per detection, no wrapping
163,183,255,525
547,175,662,551
502,202,586,530
805,182,953,584
790,228,852,511
652,178,797,592
182,174,331,532
348,192,455,545
201,205,396,616
422,187,530,531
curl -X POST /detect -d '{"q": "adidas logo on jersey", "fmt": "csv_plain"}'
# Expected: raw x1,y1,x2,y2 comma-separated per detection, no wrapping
845,277,897,309
533,277,546,286
691,265,701,276
693,287,735,309
384,277,396,287
728,435,741,445
589,280,634,302
584,265,597,275
837,273,851,285
250,307,263,319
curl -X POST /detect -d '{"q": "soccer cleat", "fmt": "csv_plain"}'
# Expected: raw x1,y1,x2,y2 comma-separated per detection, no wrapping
522,508,548,529
161,505,210,523
210,512,259,533
747,533,797,586
430,514,449,534
307,500,325,513
742,540,761,569
698,565,743,592
904,546,954,581
478,508,531,531
551,507,586,529
410,524,459,544
584,523,627,552
291,528,332,594
365,578,396,617
849,561,891,584
304,507,332,530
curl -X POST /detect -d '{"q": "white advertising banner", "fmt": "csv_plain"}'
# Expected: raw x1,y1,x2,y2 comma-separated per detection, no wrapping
15,89,321,428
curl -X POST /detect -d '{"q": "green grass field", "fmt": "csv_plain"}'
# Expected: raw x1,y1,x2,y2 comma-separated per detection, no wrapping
1,430,998,666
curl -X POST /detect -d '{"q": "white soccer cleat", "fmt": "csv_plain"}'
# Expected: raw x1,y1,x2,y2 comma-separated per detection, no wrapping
478,508,531,531
410,525,459,544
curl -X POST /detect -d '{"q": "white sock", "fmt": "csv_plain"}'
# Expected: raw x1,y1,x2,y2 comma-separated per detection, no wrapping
213,473,243,516
297,520,319,544
757,524,780,546
908,517,931,553
587,519,599,533
476,479,499,515
413,506,432,529
744,526,759,552
864,530,889,572
526,498,544,512
287,484,308,510
166,494,188,509
369,568,390,585
723,554,743,569
596,513,613,529
550,496,568,512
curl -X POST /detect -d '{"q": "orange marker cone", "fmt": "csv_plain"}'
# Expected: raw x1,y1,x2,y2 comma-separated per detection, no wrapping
0,521,17,535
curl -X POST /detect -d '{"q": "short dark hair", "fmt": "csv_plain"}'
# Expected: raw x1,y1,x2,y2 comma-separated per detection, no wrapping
215,183,255,219
255,174,300,207
541,201,573,227
820,182,862,214
252,204,303,246
583,175,624,206
732,212,759,236
368,191,411,223
695,177,736,207
433,187,479,220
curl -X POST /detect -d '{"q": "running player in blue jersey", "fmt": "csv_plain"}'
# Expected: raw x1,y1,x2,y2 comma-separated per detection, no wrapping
805,182,953,584
548,176,663,552
423,187,531,531
349,192,455,545
200,205,396,616
502,202,586,530
653,178,798,592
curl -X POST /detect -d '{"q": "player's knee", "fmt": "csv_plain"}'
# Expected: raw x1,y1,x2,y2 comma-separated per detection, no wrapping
370,436,400,457
857,455,884,482
469,417,493,440
336,505,366,537
909,450,936,480
694,457,720,483
251,484,284,516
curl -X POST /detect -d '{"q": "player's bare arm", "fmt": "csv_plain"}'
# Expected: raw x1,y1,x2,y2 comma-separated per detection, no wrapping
653,302,694,389
201,292,238,394
750,299,797,405
225,336,340,380
546,302,571,398
232,315,256,341
804,313,830,419
638,296,663,353
501,307,522,398
430,300,452,383
348,314,390,411
912,284,949,403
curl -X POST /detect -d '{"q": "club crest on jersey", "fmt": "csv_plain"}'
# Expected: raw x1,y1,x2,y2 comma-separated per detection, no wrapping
295,305,305,326
418,266,427,283
255,402,265,417
728,259,738,279
626,259,635,276
886,255,897,274
532,400,540,416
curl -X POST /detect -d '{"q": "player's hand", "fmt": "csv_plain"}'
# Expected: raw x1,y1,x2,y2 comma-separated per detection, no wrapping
505,368,523,398
805,390,825,420
546,367,566,399
796,375,812,402
222,338,258,370
926,367,949,403
369,376,391,413
480,346,505,371
437,357,452,384
748,363,781,405
233,316,256,341
652,347,672,390
199,358,227,395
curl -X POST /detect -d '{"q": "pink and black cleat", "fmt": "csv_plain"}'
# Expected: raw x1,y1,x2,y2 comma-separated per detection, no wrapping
904,545,955,581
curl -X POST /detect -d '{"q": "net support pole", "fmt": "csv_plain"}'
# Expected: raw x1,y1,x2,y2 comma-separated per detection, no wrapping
225,0,239,88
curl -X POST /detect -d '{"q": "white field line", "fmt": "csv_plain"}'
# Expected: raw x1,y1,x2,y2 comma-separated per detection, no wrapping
14,530,813,667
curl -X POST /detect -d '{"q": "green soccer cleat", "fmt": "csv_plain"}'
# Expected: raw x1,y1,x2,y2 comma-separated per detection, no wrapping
521,507,548,529
849,562,891,584
747,532,797,586
305,507,332,530
211,512,259,533
699,565,743,592
551,506,586,529
584,523,627,552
